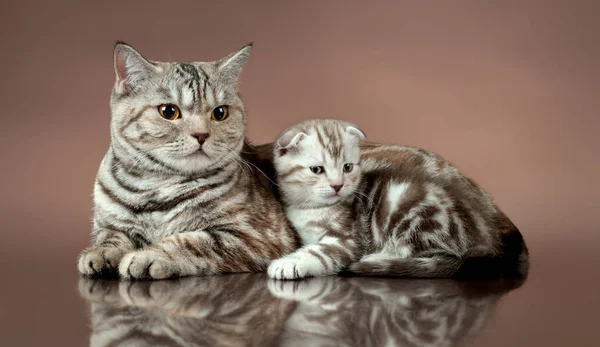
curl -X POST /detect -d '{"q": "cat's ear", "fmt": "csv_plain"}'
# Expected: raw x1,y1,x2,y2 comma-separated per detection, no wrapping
275,130,307,156
346,126,366,140
217,42,253,83
114,42,158,94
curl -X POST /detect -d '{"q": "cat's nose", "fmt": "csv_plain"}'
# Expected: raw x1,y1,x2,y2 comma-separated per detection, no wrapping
331,184,343,193
192,133,210,145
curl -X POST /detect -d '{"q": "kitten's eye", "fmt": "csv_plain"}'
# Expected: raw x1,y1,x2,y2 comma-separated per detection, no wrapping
343,163,354,173
158,104,181,120
211,106,229,121
310,166,324,174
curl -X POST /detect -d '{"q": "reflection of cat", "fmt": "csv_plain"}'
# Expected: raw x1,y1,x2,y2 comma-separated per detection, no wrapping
268,277,523,347
80,274,522,347
79,275,296,347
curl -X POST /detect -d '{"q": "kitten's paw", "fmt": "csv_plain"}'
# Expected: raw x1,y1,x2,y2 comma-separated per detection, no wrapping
268,257,308,280
77,247,126,277
119,250,176,280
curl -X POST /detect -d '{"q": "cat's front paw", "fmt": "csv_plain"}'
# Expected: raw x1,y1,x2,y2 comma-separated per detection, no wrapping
268,257,308,280
119,249,177,280
78,246,126,277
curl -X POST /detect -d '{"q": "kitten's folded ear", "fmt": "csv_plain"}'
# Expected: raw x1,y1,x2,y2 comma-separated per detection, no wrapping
346,126,366,140
114,42,158,94
275,129,307,156
217,42,253,83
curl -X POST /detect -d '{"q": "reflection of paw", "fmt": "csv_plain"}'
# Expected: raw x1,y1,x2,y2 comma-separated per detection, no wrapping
118,280,159,307
77,247,126,277
119,250,176,280
267,257,308,280
268,277,338,301
78,276,121,304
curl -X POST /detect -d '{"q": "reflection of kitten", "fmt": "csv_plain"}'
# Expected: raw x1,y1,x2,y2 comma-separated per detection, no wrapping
268,277,523,347
77,42,299,279
265,119,529,280
79,275,296,347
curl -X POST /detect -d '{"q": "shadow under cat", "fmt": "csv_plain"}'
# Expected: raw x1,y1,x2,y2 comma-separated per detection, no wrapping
79,275,524,347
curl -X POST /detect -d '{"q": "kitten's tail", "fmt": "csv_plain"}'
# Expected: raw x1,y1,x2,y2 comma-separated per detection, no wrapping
345,228,530,280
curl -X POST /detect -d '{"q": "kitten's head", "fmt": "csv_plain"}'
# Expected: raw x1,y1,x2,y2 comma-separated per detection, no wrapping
109,42,252,174
273,119,366,207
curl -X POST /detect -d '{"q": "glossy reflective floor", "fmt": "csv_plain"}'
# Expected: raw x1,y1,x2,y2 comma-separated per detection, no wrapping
79,275,523,347
1,241,599,347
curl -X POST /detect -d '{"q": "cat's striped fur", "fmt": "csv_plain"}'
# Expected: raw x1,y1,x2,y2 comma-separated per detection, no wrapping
77,42,299,279
259,119,529,280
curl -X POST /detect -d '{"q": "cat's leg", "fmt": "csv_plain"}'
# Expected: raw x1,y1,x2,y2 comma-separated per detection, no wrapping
78,229,135,277
267,235,357,280
118,229,283,279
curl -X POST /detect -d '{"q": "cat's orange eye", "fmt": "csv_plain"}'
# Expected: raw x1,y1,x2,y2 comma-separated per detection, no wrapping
343,163,354,173
158,104,181,120
211,105,229,121
310,166,324,174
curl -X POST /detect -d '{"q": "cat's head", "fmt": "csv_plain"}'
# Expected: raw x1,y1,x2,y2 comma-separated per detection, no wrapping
273,119,366,207
109,42,252,174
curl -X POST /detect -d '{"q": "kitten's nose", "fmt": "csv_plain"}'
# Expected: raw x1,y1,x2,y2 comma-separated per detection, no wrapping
193,133,210,145
331,184,343,193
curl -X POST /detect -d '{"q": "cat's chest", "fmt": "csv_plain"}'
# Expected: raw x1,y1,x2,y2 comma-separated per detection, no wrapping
285,208,331,245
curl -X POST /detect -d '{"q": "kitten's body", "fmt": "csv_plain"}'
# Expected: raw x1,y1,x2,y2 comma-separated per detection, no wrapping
268,120,364,279
77,43,299,279
264,119,529,280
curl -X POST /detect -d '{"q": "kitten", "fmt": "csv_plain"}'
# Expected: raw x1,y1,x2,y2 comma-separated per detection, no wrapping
77,42,299,279
268,119,366,279
265,119,529,280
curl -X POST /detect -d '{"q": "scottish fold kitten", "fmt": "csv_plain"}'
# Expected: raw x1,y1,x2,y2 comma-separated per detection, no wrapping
77,42,299,279
266,119,529,280
268,119,366,279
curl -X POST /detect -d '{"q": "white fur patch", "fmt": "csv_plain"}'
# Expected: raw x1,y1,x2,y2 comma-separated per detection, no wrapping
387,182,410,211
268,252,330,280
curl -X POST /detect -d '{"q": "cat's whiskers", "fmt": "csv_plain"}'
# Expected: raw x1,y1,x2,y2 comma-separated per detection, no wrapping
219,142,281,189
352,190,374,210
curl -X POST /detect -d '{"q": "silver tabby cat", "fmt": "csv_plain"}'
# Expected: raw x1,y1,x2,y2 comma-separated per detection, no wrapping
77,42,299,279
264,119,529,280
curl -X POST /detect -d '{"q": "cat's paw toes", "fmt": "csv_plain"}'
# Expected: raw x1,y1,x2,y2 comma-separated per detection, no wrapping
77,247,124,277
268,258,307,280
119,250,175,280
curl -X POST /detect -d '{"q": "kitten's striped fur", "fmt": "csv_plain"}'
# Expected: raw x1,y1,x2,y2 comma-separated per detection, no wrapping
263,119,529,280
267,120,365,279
77,42,299,279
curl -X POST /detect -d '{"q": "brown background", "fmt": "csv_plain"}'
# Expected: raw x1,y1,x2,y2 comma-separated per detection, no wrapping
0,1,598,346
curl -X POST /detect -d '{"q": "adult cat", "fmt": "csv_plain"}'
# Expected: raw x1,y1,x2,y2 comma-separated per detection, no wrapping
77,42,299,279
